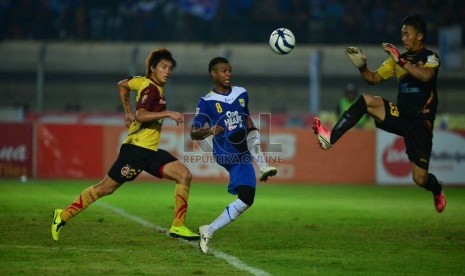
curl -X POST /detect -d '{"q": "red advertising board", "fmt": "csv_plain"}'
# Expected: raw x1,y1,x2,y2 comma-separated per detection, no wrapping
0,122,34,178
101,126,375,184
36,124,104,179
3,122,376,183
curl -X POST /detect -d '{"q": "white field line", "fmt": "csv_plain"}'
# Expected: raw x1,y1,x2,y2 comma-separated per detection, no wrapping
97,202,271,276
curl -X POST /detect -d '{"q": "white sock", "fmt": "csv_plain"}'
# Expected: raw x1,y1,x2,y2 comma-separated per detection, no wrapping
246,129,267,170
207,199,250,236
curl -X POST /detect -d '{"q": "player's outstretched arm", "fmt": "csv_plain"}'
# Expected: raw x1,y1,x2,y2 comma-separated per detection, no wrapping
345,46,384,85
345,47,367,68
136,109,183,125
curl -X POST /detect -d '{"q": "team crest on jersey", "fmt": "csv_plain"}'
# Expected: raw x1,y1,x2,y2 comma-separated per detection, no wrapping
239,98,245,107
159,98,166,104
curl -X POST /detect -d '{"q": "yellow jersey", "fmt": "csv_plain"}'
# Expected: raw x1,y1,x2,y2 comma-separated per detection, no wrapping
123,76,166,151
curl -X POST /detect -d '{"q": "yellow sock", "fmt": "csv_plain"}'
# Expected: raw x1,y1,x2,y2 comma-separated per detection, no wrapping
172,183,190,227
61,186,99,222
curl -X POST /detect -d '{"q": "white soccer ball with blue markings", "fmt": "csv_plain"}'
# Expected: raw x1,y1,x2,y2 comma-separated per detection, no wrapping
269,28,295,55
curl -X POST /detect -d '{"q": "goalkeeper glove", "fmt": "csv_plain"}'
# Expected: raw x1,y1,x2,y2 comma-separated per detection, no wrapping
382,43,407,67
345,47,367,68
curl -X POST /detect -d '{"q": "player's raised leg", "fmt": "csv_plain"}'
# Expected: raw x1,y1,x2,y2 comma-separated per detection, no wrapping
313,95,374,149
246,129,277,181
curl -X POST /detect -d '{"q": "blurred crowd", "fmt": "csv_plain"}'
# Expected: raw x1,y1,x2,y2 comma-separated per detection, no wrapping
1,0,464,44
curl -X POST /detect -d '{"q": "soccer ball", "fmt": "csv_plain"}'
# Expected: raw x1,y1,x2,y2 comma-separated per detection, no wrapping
269,28,295,55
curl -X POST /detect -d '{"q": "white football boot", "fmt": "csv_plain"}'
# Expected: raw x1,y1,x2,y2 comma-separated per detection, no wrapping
198,225,212,254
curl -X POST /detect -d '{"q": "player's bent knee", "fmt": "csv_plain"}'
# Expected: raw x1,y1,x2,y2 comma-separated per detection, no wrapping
237,185,255,206
178,169,192,184
363,94,380,108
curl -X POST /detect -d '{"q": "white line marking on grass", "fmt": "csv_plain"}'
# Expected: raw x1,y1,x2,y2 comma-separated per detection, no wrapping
97,202,271,276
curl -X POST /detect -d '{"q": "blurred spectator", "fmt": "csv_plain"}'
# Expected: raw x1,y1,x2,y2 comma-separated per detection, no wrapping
0,0,463,44
115,0,137,41
133,0,159,40
341,0,368,43
307,0,327,42
369,0,389,43
324,0,344,43
288,0,309,43
178,0,221,42
8,0,36,39
36,0,56,39
220,0,254,42
0,0,11,40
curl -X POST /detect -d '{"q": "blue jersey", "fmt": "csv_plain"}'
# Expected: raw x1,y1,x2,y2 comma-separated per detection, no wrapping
192,86,251,157
192,86,256,193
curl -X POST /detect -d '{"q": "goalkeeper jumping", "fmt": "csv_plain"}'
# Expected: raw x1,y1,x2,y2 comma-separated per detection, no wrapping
312,13,446,213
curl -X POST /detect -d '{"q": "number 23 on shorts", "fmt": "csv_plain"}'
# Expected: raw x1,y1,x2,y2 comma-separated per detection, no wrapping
389,102,399,117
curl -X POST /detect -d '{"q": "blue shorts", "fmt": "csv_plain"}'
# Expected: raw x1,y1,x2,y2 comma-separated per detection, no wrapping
214,153,256,195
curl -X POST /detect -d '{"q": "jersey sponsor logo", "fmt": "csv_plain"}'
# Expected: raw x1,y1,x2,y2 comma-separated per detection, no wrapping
399,83,420,93
223,110,243,131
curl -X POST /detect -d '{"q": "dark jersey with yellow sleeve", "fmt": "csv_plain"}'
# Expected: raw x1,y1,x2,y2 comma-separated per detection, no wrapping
376,47,440,120
123,76,166,151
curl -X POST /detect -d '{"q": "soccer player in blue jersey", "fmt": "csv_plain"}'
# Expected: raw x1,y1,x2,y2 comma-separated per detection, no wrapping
190,57,277,253
312,13,446,213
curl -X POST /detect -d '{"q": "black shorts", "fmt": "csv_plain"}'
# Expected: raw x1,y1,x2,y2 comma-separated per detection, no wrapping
375,99,434,170
107,144,178,184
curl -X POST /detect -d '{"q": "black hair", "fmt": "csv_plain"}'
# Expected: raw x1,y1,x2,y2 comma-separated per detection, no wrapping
146,48,176,76
402,13,427,41
208,57,229,73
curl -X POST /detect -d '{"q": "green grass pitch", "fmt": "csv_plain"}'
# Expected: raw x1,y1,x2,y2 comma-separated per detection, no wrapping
1,179,464,275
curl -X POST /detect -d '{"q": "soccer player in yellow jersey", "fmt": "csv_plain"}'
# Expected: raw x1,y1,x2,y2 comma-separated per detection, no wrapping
51,48,199,241
312,13,446,213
